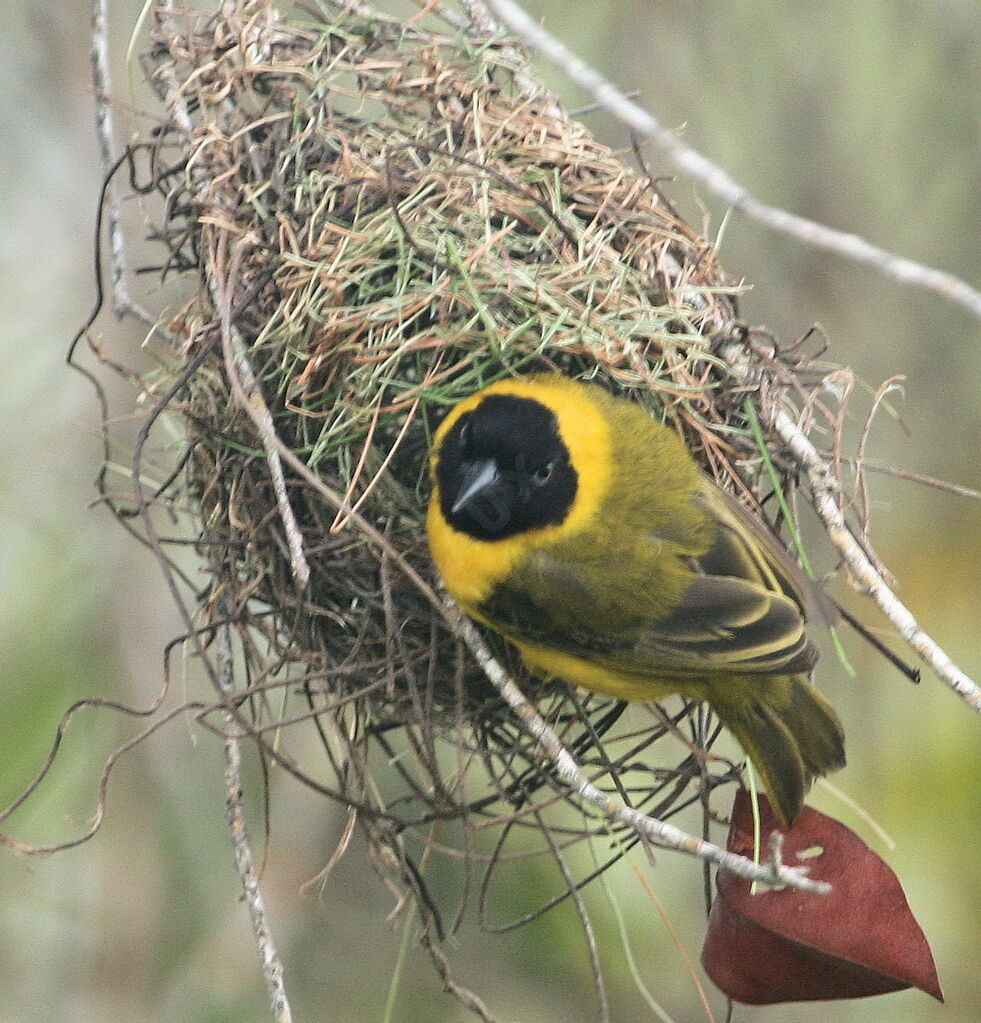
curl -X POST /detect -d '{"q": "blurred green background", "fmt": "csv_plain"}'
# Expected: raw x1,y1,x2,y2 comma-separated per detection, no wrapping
1,2,977,1021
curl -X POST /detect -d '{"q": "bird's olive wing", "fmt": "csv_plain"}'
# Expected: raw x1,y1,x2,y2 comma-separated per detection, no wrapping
482,555,816,678
620,573,818,676
479,485,822,678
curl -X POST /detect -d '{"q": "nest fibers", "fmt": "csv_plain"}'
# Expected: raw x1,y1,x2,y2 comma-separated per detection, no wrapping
85,0,839,933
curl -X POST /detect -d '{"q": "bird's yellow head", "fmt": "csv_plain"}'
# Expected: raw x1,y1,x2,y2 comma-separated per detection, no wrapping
430,375,612,539
426,375,614,606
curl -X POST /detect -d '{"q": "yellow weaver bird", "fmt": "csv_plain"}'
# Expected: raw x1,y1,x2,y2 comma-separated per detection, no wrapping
426,374,845,825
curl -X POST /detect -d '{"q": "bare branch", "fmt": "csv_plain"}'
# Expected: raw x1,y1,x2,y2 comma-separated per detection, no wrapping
90,0,128,312
720,339,980,712
217,620,295,1023
775,398,981,711
217,237,311,591
90,0,160,327
480,0,981,321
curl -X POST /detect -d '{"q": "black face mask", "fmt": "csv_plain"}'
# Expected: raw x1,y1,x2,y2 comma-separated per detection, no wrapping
437,395,578,541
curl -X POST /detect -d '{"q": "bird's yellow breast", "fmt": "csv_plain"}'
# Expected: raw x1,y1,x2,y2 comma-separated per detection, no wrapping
514,640,678,702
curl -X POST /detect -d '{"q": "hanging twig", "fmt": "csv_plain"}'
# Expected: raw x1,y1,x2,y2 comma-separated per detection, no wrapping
147,6,301,1017
216,617,295,1023
758,382,980,711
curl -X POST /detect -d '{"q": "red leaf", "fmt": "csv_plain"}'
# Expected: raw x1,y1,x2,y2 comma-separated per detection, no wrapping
701,790,943,1005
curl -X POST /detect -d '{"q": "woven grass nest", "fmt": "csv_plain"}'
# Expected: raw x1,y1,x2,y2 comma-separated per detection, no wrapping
84,0,853,920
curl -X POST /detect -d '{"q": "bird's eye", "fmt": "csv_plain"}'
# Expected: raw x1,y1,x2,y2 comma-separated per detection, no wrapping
532,461,554,485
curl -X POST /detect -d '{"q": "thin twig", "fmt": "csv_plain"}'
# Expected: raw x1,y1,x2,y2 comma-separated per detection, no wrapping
418,931,501,1023
90,0,159,326
0,701,193,854
90,0,127,312
839,458,981,501
479,0,981,321
721,340,980,712
149,7,298,1018
218,237,311,590
537,806,610,1022
217,617,295,1023
775,399,981,710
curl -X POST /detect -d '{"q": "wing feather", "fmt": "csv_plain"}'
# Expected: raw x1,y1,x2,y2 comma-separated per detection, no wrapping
479,484,823,679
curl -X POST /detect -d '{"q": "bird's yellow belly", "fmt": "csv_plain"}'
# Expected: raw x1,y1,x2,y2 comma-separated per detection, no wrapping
514,640,678,703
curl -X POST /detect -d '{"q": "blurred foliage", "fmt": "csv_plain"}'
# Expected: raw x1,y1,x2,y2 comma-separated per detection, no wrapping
0,1,977,1021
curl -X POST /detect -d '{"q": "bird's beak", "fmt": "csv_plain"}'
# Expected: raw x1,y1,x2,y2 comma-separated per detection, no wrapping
451,458,502,516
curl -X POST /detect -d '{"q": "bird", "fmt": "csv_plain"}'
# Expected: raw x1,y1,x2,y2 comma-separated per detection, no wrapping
426,373,845,825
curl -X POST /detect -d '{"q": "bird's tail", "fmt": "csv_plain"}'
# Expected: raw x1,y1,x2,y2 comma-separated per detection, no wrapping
715,675,846,826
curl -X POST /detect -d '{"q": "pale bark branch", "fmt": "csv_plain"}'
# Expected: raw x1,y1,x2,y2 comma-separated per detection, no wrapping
217,620,295,1023
480,0,981,321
